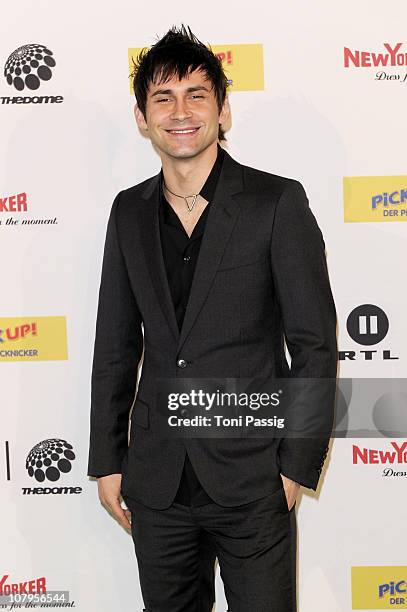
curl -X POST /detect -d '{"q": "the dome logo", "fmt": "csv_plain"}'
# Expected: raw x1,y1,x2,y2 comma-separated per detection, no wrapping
25,438,76,483
4,44,56,91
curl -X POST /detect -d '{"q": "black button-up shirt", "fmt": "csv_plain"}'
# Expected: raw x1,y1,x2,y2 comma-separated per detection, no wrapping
159,143,225,507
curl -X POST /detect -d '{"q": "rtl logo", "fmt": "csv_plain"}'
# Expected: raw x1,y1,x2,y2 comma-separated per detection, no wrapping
339,304,398,361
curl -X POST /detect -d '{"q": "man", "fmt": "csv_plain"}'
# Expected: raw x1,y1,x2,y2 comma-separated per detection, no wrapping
88,25,337,612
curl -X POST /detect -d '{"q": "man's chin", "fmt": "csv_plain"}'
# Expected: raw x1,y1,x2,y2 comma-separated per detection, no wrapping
159,147,200,161
157,140,216,161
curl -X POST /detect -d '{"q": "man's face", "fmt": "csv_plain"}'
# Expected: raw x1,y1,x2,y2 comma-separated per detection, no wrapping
134,69,229,160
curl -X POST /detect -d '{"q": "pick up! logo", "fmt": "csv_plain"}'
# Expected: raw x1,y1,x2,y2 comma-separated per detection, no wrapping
352,566,407,609
343,176,407,223
379,580,406,599
0,322,37,343
0,316,68,362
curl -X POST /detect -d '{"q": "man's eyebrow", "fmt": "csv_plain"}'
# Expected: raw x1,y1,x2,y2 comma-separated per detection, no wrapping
150,85,211,97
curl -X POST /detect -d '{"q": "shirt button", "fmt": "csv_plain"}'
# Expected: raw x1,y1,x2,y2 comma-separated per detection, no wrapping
176,358,188,368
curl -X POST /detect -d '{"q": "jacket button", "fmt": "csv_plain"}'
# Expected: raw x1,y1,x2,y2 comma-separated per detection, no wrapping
176,358,188,368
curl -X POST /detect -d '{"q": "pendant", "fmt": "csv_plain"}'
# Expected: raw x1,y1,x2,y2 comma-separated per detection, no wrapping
185,194,198,212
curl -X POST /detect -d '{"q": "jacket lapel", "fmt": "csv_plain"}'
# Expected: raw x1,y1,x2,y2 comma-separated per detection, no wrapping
139,149,244,353
138,173,180,343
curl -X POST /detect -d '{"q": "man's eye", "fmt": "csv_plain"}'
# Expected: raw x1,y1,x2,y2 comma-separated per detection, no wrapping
155,95,203,103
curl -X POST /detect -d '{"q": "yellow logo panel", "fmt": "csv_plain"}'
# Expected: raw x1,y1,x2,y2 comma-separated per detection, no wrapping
343,175,407,222
128,44,264,93
0,317,68,362
352,566,407,609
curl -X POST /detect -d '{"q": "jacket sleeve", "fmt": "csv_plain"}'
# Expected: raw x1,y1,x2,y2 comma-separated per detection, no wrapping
87,191,144,477
270,180,338,490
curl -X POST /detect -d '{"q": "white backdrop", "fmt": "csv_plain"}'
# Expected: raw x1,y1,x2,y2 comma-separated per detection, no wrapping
1,1,406,610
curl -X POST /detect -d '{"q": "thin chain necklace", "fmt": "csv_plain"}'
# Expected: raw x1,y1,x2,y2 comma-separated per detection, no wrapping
163,181,200,212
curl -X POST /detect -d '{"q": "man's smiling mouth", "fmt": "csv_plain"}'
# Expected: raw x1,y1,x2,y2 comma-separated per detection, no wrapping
165,127,201,135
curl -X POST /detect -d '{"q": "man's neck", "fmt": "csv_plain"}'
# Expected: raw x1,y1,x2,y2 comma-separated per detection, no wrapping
161,143,218,196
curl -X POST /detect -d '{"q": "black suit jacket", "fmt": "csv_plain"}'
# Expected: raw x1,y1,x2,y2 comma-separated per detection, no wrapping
87,148,338,509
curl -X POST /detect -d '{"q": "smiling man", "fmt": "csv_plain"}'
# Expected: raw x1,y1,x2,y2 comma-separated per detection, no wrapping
88,24,338,612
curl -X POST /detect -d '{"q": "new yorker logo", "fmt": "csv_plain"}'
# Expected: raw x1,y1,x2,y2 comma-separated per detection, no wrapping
339,304,399,362
0,192,27,213
344,42,407,83
2,43,64,104
353,441,407,464
0,574,47,596
0,192,60,228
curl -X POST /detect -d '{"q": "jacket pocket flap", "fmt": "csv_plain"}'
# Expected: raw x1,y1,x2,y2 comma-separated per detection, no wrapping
217,254,267,272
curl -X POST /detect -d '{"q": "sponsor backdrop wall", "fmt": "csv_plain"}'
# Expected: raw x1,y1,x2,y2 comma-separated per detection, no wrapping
1,1,406,610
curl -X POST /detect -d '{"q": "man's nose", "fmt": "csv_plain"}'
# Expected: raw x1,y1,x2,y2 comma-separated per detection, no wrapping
170,98,192,121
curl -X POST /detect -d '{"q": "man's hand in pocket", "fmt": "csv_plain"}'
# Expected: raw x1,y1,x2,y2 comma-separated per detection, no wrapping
280,473,300,510
97,473,132,532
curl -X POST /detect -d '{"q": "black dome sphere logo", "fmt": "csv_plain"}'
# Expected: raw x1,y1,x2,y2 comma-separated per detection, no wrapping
4,44,56,92
26,438,76,483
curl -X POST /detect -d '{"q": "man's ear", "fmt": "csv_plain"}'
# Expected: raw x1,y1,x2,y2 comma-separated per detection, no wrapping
134,104,148,131
219,94,231,126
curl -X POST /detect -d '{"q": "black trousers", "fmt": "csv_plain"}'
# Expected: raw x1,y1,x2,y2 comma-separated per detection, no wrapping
123,486,297,612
